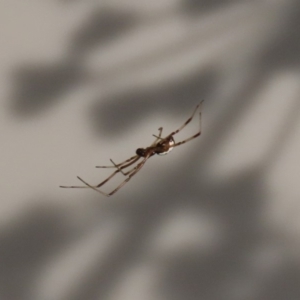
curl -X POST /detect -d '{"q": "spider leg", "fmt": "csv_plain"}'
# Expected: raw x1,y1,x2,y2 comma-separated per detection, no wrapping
109,158,127,175
95,155,138,169
167,101,203,138
75,176,110,196
77,155,150,196
174,104,202,147
151,127,163,145
60,156,140,189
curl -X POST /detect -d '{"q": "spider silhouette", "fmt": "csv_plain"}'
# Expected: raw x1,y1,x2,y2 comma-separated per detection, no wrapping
60,101,203,196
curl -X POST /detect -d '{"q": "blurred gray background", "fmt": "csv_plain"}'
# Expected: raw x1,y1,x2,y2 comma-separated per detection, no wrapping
1,0,300,299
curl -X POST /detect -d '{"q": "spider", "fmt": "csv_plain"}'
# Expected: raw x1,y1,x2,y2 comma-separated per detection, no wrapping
60,101,203,196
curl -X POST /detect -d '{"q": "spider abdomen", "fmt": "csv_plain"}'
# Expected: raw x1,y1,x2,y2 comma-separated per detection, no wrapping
157,137,175,156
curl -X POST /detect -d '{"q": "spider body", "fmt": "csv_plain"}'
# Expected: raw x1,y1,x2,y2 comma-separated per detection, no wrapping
135,148,148,157
60,101,203,196
155,136,175,156
136,136,175,157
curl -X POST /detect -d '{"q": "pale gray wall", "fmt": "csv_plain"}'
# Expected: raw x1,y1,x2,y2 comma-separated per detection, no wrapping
1,1,300,299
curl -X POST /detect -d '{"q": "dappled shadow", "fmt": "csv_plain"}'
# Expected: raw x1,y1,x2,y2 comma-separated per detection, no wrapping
69,8,138,57
90,69,216,136
182,0,239,15
0,203,82,300
259,2,300,70
9,6,138,118
10,63,83,116
4,0,300,299
259,264,300,300
61,143,276,300
59,61,299,299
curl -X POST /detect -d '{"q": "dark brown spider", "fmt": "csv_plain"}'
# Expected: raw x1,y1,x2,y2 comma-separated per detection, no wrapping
60,101,203,196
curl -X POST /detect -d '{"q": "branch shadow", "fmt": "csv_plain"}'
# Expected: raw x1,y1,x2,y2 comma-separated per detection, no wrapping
0,203,81,300
69,8,138,58
10,63,83,117
182,0,238,15
9,7,138,118
89,69,217,136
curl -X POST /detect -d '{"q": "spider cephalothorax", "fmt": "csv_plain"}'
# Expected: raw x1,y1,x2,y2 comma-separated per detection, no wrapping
60,101,203,196
136,148,147,157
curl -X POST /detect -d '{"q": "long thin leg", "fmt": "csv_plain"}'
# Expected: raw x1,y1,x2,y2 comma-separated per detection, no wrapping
95,155,138,169
77,155,151,196
151,127,163,145
60,156,141,189
109,158,126,175
174,103,202,147
167,101,203,138
109,157,141,176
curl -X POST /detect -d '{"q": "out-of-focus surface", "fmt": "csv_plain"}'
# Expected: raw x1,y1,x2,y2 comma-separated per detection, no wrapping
1,0,300,299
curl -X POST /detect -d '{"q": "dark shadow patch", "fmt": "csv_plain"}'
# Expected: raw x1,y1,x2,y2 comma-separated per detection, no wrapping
0,203,80,300
260,263,300,300
89,69,217,136
70,9,138,56
10,63,83,117
182,0,238,15
259,3,300,70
